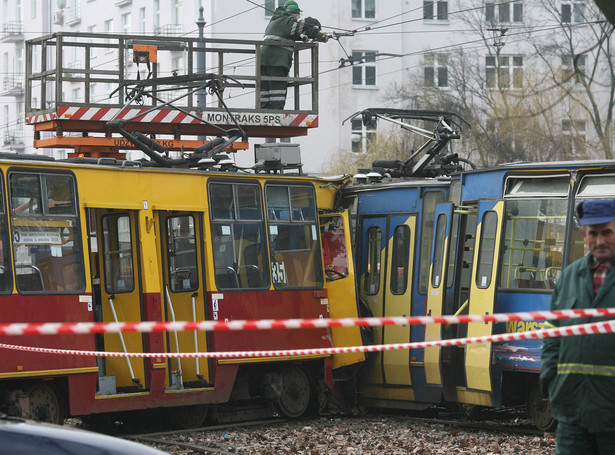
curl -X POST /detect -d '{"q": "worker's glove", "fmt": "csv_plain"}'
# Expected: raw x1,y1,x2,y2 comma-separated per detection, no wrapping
317,30,329,43
299,34,309,42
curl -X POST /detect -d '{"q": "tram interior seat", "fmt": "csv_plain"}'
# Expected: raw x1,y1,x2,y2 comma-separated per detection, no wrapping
514,266,547,289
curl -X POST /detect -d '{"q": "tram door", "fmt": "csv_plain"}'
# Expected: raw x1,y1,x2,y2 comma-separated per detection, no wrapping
465,200,504,399
159,212,210,388
425,203,453,386
360,214,416,388
95,210,147,392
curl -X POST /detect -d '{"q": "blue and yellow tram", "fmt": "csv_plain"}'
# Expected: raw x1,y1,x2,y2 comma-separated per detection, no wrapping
346,156,615,429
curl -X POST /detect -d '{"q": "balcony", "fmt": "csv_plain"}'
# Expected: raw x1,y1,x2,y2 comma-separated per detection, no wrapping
65,5,81,26
115,0,132,5
2,129,25,151
154,24,183,36
0,21,23,42
2,74,24,97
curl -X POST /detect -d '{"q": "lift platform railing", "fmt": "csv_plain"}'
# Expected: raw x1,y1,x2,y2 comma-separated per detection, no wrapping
25,32,319,118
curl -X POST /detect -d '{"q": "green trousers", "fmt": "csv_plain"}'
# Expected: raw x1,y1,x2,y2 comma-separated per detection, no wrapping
260,66,288,109
556,421,615,455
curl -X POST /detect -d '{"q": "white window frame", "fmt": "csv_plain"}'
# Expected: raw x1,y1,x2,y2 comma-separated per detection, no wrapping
561,54,586,85
486,54,523,90
562,119,586,155
561,0,585,24
153,0,160,28
172,0,183,25
352,0,376,20
352,50,377,88
264,0,284,17
139,7,146,34
423,1,448,21
424,53,448,88
485,1,523,24
122,12,131,33
351,117,377,154
104,19,113,53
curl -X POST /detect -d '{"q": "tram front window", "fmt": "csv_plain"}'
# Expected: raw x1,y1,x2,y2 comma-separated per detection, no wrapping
209,182,268,290
499,199,568,290
266,185,322,289
9,172,85,293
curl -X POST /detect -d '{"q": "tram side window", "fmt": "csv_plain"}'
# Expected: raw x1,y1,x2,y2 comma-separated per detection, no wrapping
9,172,85,293
476,211,498,289
102,214,134,294
390,225,410,295
210,182,268,290
365,226,382,295
167,215,198,292
431,213,447,288
266,185,322,289
498,199,567,289
0,175,11,293
418,191,445,293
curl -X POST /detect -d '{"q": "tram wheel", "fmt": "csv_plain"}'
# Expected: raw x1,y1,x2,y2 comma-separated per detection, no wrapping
24,383,65,425
167,405,209,429
527,381,556,432
275,366,312,419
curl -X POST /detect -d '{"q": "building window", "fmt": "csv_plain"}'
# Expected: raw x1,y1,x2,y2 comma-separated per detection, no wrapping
121,12,131,33
104,19,113,52
139,7,146,33
562,0,584,23
486,55,523,89
172,0,182,24
561,54,586,84
562,119,586,155
486,1,523,24
264,0,284,17
423,1,448,21
351,117,376,153
487,119,525,157
87,25,96,59
153,0,160,28
352,0,375,19
352,50,377,87
30,0,35,18
425,53,448,88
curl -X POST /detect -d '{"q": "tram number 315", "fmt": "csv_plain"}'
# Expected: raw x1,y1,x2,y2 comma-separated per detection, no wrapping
272,262,287,284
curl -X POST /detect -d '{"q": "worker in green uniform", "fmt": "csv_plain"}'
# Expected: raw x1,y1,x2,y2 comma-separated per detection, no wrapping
260,0,328,109
541,199,615,454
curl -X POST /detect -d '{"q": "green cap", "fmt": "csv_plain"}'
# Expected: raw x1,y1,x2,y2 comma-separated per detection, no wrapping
284,0,302,13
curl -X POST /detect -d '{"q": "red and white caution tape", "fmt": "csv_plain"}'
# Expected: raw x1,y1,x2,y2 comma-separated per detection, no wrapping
1,319,614,359
1,308,614,336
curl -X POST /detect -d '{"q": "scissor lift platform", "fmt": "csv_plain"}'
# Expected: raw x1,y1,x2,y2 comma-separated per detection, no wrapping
25,32,320,154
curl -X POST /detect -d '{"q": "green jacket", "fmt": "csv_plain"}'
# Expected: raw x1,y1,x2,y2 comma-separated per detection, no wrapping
261,7,321,69
540,254,615,432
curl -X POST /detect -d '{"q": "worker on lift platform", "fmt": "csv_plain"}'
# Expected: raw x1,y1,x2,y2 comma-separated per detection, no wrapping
260,0,329,109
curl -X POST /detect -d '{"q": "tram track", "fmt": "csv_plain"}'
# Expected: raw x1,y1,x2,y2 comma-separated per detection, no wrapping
117,412,551,454
123,418,284,454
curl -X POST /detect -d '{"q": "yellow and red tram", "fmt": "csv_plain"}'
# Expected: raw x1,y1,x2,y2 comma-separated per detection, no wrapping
0,155,364,425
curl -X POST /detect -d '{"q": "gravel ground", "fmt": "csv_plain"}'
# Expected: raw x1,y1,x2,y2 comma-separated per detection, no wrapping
137,416,557,455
